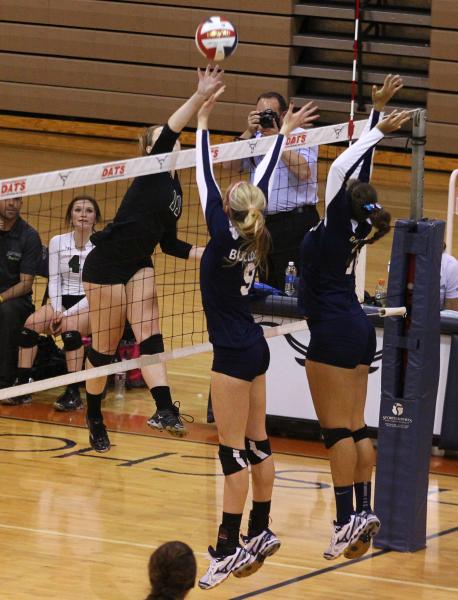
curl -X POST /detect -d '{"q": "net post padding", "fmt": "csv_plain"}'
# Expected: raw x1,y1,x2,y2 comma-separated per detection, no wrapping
374,218,444,552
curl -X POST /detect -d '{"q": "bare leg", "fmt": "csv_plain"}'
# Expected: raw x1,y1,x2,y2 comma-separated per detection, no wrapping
84,282,126,395
125,267,168,389
211,372,251,514
306,359,359,487
60,310,91,373
245,374,275,502
351,364,375,484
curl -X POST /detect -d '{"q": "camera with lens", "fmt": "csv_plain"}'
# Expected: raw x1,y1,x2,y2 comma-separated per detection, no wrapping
258,108,280,129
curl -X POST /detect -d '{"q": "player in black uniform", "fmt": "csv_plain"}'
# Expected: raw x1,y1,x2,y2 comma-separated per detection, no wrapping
82,66,224,452
298,75,409,560
195,89,319,589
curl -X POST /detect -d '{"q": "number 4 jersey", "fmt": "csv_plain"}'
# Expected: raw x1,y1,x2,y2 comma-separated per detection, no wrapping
196,128,286,349
48,232,94,316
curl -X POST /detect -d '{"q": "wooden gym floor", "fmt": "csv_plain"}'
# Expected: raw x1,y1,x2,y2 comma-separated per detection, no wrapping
0,137,457,598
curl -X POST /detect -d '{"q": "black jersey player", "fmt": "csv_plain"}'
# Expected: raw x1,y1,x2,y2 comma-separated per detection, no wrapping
82,66,224,452
298,75,410,560
195,88,319,589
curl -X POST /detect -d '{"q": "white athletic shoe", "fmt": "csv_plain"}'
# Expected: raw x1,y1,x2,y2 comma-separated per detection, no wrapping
323,513,369,560
241,528,281,565
198,545,259,590
344,510,381,559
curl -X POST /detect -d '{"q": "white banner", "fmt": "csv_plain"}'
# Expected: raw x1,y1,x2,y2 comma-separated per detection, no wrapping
262,321,451,435
0,119,368,199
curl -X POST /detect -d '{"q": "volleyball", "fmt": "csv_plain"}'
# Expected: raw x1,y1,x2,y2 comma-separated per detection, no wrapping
195,16,238,62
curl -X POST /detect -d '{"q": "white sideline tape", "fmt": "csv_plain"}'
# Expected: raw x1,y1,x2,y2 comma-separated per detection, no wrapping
0,119,368,199
0,320,308,401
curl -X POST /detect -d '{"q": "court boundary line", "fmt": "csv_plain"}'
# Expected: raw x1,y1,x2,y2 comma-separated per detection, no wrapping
229,526,458,599
2,414,458,478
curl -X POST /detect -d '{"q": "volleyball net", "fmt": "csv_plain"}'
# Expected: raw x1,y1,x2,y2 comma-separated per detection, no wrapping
0,116,412,401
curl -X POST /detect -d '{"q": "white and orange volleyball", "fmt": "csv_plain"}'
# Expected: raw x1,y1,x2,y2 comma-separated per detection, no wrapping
195,16,238,62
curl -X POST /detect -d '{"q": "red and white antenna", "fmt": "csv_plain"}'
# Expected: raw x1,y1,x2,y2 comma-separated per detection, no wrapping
349,0,361,144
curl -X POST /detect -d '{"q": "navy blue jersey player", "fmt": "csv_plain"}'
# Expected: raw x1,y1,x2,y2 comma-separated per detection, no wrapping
81,66,224,452
298,75,410,561
195,88,319,590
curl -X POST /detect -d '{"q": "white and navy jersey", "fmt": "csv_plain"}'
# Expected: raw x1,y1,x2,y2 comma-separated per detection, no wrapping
298,110,384,321
197,128,286,348
440,252,458,309
48,232,93,316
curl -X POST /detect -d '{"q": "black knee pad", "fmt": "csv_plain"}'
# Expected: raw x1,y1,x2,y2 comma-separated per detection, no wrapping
321,428,353,449
218,444,248,476
245,438,272,465
140,333,164,355
17,327,40,348
352,425,369,443
87,347,116,367
62,330,82,352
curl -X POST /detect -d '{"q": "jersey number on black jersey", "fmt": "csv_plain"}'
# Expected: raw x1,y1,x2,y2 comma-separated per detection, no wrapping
68,255,80,273
169,190,182,217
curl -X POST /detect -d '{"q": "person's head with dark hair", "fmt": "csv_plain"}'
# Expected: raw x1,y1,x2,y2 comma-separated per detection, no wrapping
256,92,288,115
146,541,196,600
255,92,288,132
346,179,391,247
65,195,101,230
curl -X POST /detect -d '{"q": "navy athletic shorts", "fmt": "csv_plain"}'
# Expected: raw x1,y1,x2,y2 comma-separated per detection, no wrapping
212,336,270,382
82,247,153,285
307,313,376,369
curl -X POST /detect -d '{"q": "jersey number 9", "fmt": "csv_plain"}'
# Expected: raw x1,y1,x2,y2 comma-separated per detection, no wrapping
240,262,256,296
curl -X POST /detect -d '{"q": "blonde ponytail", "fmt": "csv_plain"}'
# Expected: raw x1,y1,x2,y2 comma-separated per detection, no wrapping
228,182,271,271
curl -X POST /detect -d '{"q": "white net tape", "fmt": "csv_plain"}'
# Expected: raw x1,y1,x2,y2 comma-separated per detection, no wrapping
0,119,368,199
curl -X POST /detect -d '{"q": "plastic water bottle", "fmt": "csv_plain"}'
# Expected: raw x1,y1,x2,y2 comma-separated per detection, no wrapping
374,279,387,307
114,371,126,401
285,261,297,297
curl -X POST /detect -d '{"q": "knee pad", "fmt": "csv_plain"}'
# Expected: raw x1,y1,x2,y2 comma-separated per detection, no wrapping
218,444,248,476
140,333,164,355
245,438,272,465
87,346,116,368
321,428,353,449
17,327,40,348
62,330,82,352
352,425,369,443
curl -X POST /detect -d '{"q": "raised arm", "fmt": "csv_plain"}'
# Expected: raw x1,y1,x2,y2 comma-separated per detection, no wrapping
48,236,62,313
168,66,224,134
253,101,319,200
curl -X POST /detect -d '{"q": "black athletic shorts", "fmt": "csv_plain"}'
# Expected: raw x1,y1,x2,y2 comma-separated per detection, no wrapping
307,313,376,369
212,336,270,382
62,295,85,311
82,247,153,285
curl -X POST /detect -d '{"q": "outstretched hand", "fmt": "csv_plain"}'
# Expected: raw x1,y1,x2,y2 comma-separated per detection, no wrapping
377,110,411,135
197,65,224,100
197,86,226,128
372,74,403,112
280,101,319,136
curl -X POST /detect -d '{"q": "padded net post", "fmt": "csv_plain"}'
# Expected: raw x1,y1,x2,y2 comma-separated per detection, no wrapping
374,218,445,552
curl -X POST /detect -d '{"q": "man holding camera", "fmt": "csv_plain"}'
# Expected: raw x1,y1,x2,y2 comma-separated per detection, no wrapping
232,92,320,290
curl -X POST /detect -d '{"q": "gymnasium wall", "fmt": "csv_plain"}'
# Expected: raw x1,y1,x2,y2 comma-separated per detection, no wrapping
0,1,457,157
0,0,295,132
427,0,458,155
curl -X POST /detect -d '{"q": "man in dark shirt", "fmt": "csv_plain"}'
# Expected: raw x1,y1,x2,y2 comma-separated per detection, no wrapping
0,196,42,388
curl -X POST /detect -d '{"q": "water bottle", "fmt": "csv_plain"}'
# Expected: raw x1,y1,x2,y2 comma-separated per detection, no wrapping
374,278,387,307
114,371,126,401
285,261,297,297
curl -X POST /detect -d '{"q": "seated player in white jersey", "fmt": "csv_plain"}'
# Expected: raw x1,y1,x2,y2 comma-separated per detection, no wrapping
195,88,319,590
298,75,410,561
3,196,100,410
